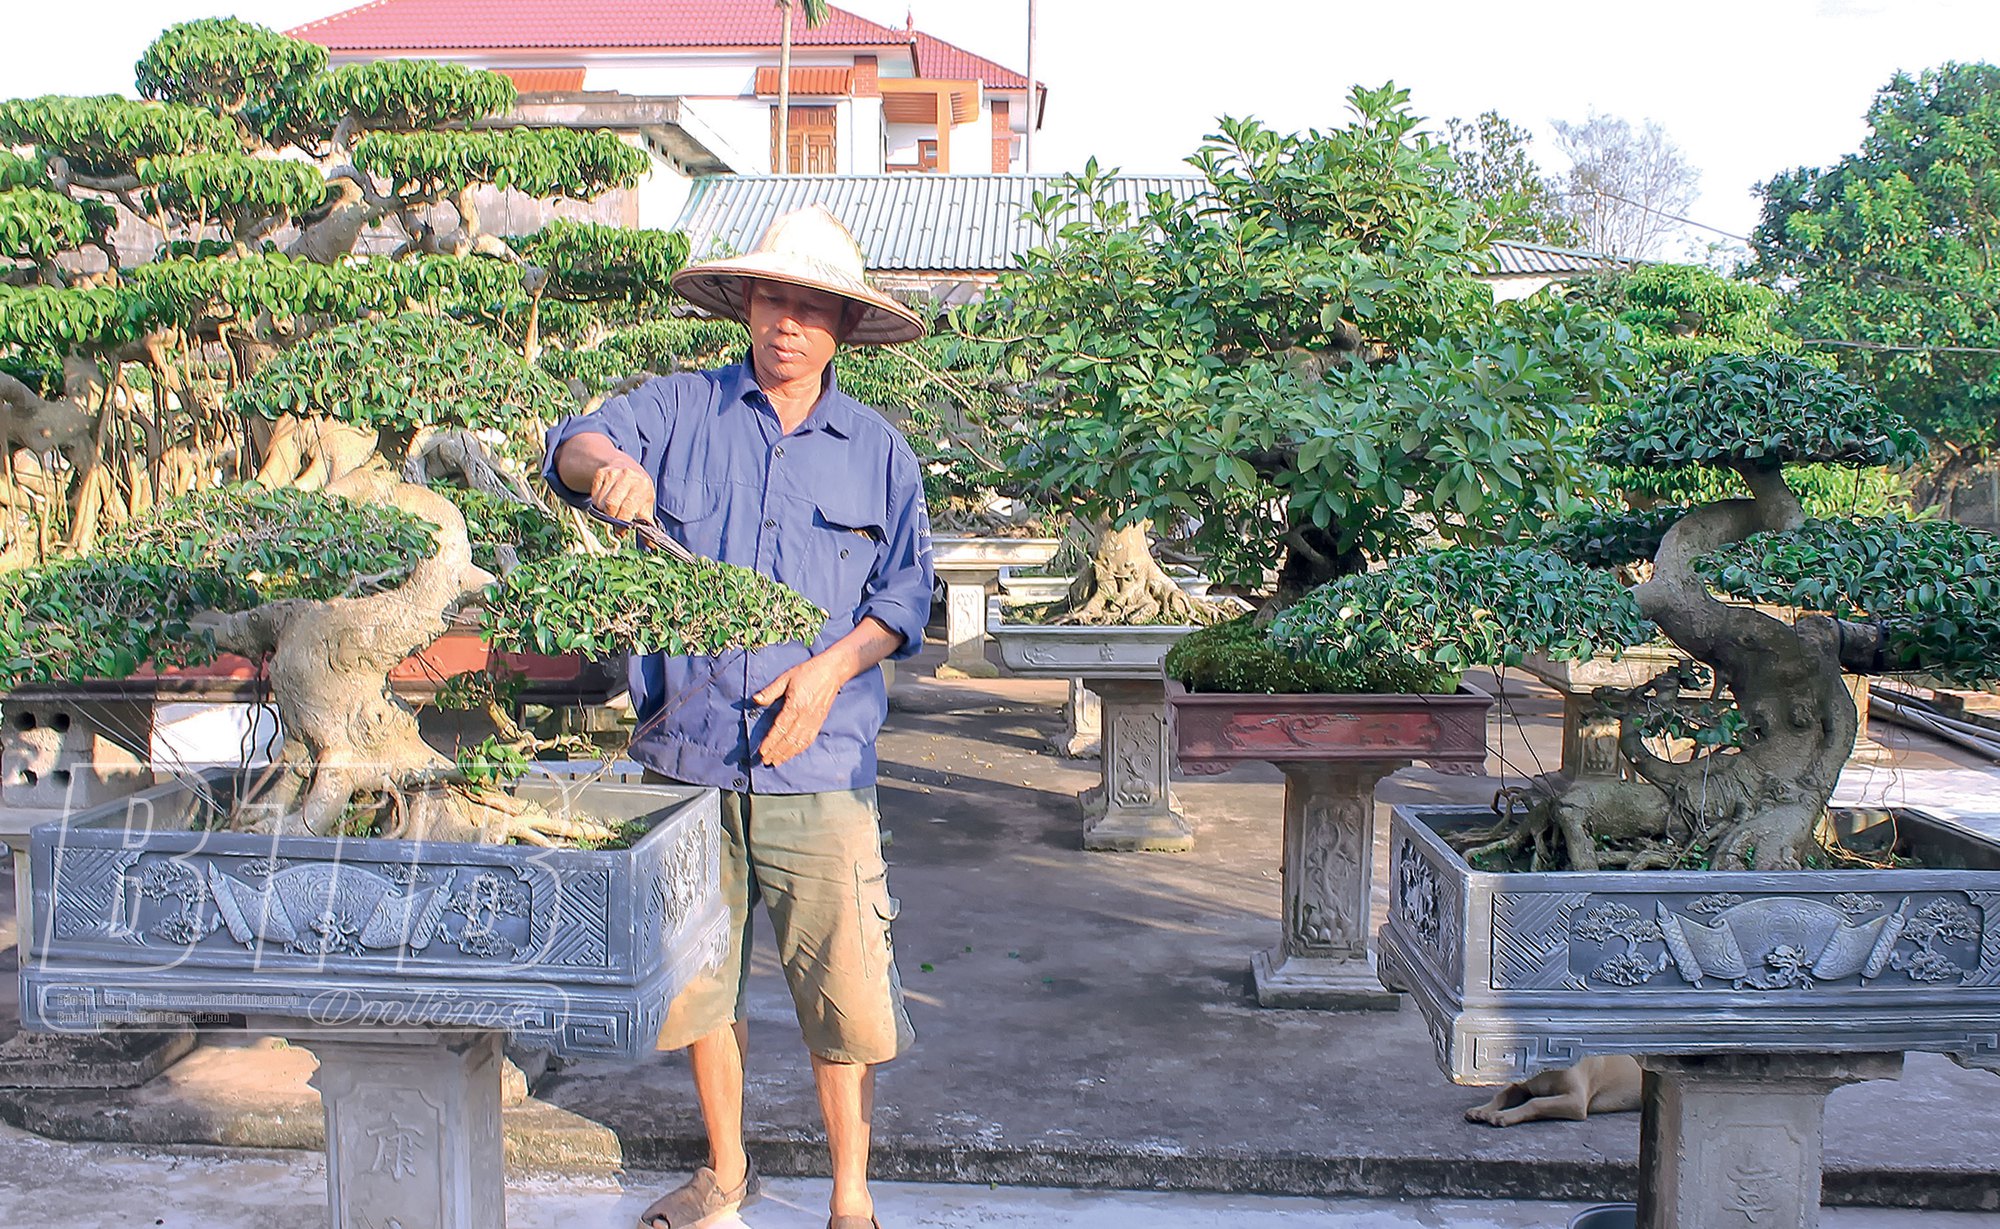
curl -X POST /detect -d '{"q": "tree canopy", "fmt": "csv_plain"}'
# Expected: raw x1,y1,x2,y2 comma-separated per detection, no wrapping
1751,61,2000,486
984,85,1639,603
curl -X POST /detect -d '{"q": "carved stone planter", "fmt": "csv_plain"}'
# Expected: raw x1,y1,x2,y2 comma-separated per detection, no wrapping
19,769,724,1229
1380,803,2000,1229
990,606,1196,851
932,536,1061,678
1171,686,1492,1009
23,771,725,1058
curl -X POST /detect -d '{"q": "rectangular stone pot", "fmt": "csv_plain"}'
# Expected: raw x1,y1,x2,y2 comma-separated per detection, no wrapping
20,770,725,1060
1168,684,1493,775
1379,803,2000,1084
987,604,1195,679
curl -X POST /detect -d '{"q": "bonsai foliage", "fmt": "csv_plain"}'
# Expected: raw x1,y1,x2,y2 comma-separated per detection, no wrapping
1279,349,2000,872
1564,265,1914,520
487,551,825,659
1165,614,1455,696
1268,547,1654,676
986,86,1637,622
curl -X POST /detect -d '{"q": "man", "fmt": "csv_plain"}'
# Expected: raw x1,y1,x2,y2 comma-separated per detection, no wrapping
542,206,932,1229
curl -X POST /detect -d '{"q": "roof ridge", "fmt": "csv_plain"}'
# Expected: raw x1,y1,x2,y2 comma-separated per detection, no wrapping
287,0,398,36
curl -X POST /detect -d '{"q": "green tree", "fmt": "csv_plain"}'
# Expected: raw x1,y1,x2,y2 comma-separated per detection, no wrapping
984,86,1637,620
1750,61,2000,504
1441,111,1581,247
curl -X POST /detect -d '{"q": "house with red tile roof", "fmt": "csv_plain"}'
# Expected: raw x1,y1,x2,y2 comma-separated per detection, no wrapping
290,0,1044,182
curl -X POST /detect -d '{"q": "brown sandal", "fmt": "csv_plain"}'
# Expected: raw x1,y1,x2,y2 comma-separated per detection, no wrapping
635,1159,761,1229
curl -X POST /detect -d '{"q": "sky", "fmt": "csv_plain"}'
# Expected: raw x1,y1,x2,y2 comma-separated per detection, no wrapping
4,0,1998,258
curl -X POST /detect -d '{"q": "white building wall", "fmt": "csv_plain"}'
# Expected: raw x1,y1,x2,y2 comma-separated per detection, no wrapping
852,97,885,173
885,122,930,168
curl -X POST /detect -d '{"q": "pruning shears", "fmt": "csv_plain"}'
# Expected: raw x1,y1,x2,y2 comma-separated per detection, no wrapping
586,505,700,565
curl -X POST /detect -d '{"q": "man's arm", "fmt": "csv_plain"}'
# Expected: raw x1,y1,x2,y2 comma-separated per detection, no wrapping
754,443,932,769
553,431,655,521
752,616,903,768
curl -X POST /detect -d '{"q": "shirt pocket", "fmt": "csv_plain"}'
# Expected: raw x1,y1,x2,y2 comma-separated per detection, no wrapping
654,479,724,560
806,496,885,608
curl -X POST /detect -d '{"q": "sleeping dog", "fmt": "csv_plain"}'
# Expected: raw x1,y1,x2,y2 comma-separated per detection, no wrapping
1464,1055,1643,1127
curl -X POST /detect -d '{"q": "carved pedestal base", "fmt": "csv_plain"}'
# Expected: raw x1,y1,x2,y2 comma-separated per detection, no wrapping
0,1025,195,1088
303,1029,507,1229
1252,948,1399,1011
1259,762,1401,1009
936,576,998,679
1049,678,1102,758
1080,677,1191,852
1638,1052,1901,1229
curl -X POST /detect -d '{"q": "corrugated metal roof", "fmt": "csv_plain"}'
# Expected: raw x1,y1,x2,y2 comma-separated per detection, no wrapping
677,174,1204,271
673,175,1632,277
1480,239,1634,276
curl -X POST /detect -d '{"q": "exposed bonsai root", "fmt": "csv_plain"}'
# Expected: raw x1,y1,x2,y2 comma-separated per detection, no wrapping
1055,520,1228,626
253,414,380,490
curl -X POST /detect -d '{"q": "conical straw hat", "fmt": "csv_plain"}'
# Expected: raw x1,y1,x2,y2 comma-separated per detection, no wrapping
670,205,926,345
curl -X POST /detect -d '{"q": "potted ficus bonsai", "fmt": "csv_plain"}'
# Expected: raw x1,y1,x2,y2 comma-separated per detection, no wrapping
981,89,1633,961
1261,351,2000,1229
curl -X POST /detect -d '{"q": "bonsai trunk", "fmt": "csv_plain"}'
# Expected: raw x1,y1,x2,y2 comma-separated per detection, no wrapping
203,466,611,846
1464,465,1867,872
1273,519,1367,615
1057,518,1223,626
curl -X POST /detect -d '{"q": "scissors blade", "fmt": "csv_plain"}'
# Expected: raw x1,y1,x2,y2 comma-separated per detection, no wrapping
586,505,700,565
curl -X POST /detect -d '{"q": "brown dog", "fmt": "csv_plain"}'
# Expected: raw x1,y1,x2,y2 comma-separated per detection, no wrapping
1464,1055,1643,1126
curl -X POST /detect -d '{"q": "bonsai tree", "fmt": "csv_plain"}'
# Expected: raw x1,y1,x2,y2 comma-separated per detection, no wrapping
0,18,669,557
0,312,824,845
1268,351,2000,871
983,87,1634,628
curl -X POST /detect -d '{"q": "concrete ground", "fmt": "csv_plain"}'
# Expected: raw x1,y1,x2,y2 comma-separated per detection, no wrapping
2,643,1999,1215
0,1121,1990,1228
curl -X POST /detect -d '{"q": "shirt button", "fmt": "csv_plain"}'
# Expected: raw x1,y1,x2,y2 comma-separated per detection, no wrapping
763,518,776,529
774,445,786,458
733,775,747,790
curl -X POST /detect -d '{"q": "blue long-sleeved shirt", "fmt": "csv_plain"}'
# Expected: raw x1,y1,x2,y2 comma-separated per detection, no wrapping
541,357,933,795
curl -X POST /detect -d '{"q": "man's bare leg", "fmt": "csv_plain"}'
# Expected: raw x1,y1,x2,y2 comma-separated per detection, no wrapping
811,1054,876,1221
688,1021,750,1187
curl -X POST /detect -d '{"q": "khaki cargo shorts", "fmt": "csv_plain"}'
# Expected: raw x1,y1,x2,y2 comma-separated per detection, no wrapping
648,777,916,1064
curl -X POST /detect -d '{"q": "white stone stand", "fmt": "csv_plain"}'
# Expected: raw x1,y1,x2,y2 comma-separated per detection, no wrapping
1078,677,1191,852
1637,1052,1902,1229
936,569,1002,678
932,538,1061,680
1253,762,1401,1010
1049,678,1102,758
301,1029,507,1229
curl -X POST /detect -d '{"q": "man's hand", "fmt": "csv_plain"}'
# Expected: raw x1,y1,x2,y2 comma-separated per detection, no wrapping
554,433,656,522
752,651,851,768
589,457,656,523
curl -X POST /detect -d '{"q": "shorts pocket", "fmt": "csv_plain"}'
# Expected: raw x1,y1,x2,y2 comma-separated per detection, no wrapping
855,864,899,980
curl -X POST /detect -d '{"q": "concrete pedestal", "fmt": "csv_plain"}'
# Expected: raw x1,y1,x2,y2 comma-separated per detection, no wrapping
1080,677,1191,852
1254,763,1400,1010
937,573,1000,678
303,1029,508,1229
1049,679,1102,758
932,538,1061,680
1637,1052,1902,1229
